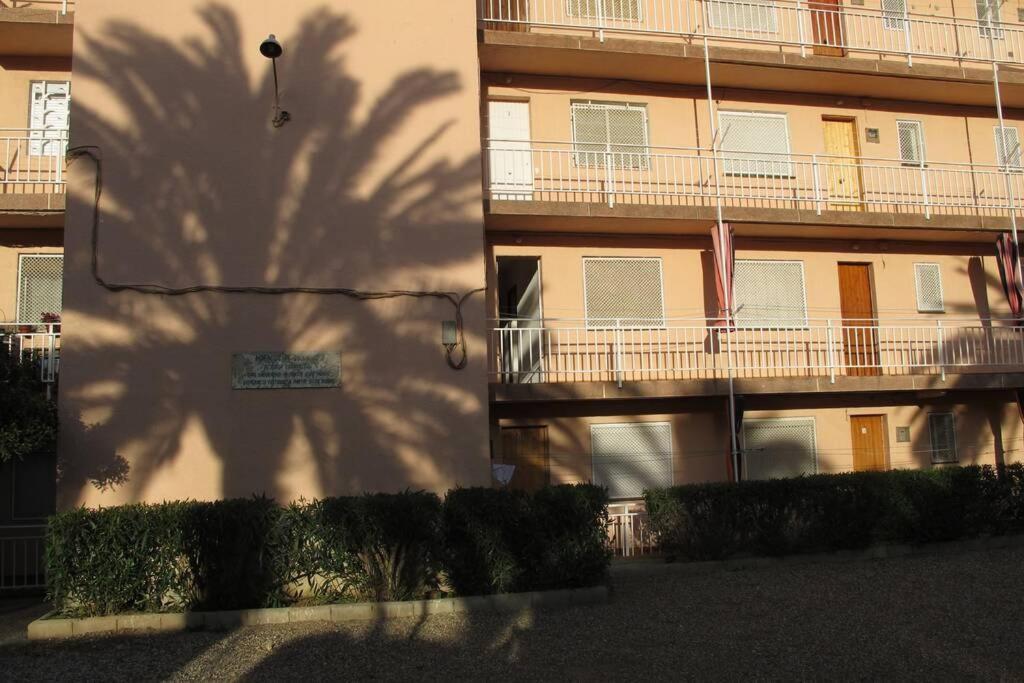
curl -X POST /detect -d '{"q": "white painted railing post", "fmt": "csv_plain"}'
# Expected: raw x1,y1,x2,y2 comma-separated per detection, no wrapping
904,12,914,66
812,154,823,215
605,150,616,208
796,0,808,58
936,319,946,381
62,0,68,14
919,157,930,219
826,319,836,383
614,322,624,388
597,0,606,43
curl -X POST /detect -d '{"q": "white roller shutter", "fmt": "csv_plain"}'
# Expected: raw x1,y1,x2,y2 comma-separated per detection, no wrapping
583,257,665,327
571,101,649,169
591,422,673,500
733,260,808,327
742,418,818,480
29,81,70,157
708,0,778,32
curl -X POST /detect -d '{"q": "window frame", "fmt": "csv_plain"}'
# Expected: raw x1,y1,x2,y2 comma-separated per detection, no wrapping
582,256,666,329
741,416,819,481
976,0,1004,39
994,125,1022,170
928,412,958,464
896,119,926,167
913,262,945,313
570,100,651,170
718,110,794,178
590,421,674,501
565,0,644,21
732,259,809,329
16,253,64,324
882,0,908,31
706,0,779,33
28,79,71,158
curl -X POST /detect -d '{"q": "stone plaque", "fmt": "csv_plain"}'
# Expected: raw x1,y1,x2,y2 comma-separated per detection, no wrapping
232,352,341,390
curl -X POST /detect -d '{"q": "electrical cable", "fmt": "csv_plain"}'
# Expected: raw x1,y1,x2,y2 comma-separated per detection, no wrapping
66,145,484,370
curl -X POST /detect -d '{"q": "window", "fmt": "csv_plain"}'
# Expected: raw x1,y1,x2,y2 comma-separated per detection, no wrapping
897,120,925,166
571,102,649,169
995,126,1021,169
707,0,778,32
882,0,908,30
733,260,808,327
742,418,818,480
928,413,958,464
914,263,944,312
719,111,793,177
17,255,63,323
583,257,665,327
977,0,1003,38
28,81,70,157
591,422,673,500
566,0,642,20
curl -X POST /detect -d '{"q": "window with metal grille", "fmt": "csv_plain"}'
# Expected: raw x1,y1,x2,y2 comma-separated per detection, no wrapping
977,0,1004,38
897,120,925,166
742,418,817,480
566,0,642,20
882,0,908,30
583,257,665,327
571,102,649,169
591,422,673,500
707,0,778,32
719,111,793,177
995,126,1021,169
928,413,958,464
733,260,808,327
17,255,63,323
914,263,944,312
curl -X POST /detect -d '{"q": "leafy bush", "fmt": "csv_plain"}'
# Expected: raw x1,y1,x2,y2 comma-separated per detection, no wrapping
646,464,1024,561
443,484,610,595
0,347,57,463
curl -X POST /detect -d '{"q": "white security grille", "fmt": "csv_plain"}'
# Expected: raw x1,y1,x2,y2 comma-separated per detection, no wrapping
583,257,665,327
708,0,778,32
742,418,817,480
928,413,958,463
977,0,1004,38
882,0,908,30
17,255,63,323
995,126,1021,168
591,422,673,500
566,0,642,20
733,260,808,327
719,111,792,177
914,263,944,312
897,120,925,165
571,102,649,169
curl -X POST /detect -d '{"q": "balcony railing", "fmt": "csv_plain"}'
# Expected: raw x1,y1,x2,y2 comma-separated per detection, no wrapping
485,140,1023,218
0,526,46,594
491,317,1024,386
480,0,1022,67
1,1,73,14
608,503,657,557
2,324,61,384
0,128,69,192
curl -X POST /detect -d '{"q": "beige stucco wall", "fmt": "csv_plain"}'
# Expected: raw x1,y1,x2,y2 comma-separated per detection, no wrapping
0,229,62,323
58,1,489,507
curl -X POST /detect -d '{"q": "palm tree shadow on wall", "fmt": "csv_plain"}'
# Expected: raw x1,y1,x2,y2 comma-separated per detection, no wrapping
58,4,487,504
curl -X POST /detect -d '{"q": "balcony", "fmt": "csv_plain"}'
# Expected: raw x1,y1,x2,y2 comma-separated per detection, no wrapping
2,323,61,386
0,129,67,228
0,1,74,57
484,140,1023,235
489,317,1024,398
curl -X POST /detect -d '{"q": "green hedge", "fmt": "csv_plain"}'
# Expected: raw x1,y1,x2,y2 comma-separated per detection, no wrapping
645,464,1024,561
46,485,609,617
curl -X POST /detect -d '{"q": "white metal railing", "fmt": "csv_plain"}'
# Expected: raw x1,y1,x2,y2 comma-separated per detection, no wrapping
0,527,46,593
2,323,61,384
485,140,1024,218
0,128,69,190
1,1,72,14
491,317,1024,386
479,0,1023,67
608,503,657,557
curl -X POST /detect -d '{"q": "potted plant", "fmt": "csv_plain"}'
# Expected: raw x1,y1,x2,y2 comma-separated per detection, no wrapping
40,312,61,333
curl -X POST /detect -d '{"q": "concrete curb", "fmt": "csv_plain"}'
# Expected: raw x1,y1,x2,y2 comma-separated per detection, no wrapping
26,585,609,641
610,532,1024,578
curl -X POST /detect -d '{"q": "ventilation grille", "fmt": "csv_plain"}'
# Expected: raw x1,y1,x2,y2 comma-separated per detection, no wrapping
929,414,958,463
897,120,924,165
708,0,778,32
18,255,63,323
584,257,665,327
743,418,817,481
914,263,944,312
591,422,673,500
719,112,792,177
566,0,642,20
572,102,649,169
733,260,808,327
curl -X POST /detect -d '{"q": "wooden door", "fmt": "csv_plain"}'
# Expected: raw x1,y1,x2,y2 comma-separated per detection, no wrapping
823,118,863,210
838,263,880,376
499,426,549,492
850,415,888,471
810,0,845,56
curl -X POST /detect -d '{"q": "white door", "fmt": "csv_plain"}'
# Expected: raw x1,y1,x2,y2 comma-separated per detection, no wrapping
488,100,533,200
29,81,70,158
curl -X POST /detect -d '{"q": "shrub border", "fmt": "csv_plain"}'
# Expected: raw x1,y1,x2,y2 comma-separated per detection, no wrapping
27,585,609,640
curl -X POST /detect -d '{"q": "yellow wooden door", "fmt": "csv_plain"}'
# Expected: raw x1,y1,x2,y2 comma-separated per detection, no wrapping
823,119,863,210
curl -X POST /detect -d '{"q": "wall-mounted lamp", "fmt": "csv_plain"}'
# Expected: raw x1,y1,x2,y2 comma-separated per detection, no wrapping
260,34,290,128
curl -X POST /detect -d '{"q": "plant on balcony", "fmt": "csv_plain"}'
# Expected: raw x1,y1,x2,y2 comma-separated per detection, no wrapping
40,312,61,332
0,347,58,463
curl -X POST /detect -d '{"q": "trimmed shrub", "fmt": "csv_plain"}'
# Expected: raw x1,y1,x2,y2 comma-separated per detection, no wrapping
646,464,1024,561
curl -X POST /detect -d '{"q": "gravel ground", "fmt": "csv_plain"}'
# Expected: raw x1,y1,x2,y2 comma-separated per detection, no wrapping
3,546,1024,681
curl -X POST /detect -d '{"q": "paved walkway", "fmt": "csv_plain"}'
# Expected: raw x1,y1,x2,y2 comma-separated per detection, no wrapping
3,545,1023,680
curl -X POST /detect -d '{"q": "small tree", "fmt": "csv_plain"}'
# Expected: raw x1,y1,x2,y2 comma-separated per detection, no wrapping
0,345,57,463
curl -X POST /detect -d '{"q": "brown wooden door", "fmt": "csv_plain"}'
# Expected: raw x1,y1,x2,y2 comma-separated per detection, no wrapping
850,415,888,471
499,426,549,492
823,118,863,210
810,0,846,56
838,263,880,376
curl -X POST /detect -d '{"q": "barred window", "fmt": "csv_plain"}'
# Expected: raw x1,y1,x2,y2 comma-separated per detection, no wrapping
583,257,665,327
742,418,818,481
897,120,925,166
591,422,673,500
571,101,649,169
914,263,944,313
566,0,642,20
719,111,793,177
882,0,908,30
708,0,778,32
977,0,1004,38
928,413,958,464
733,260,808,327
995,126,1021,169
17,255,63,323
